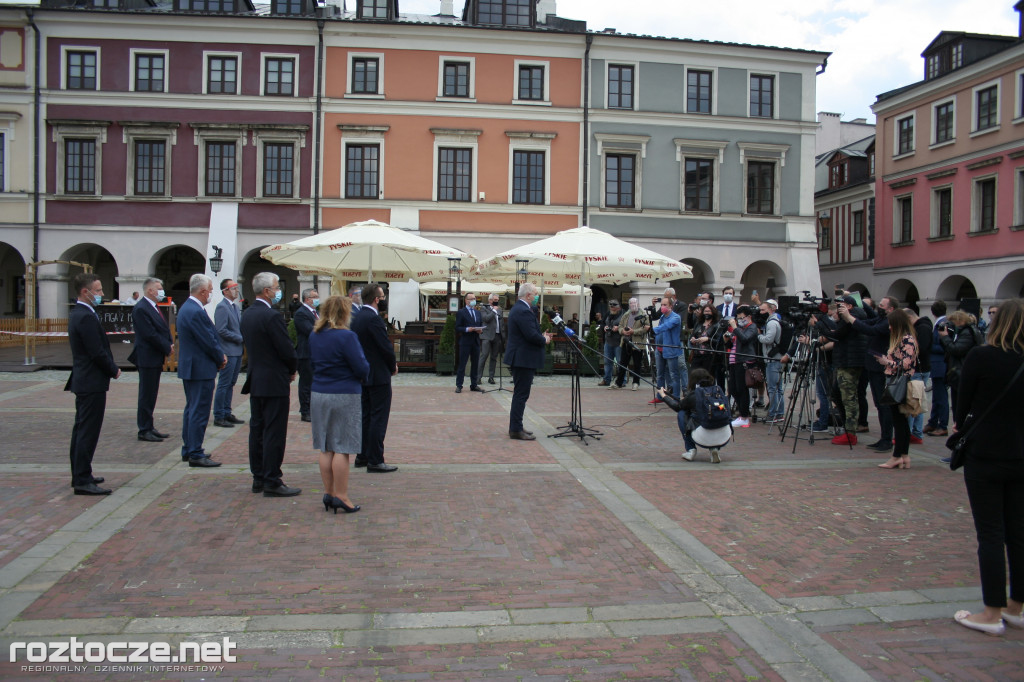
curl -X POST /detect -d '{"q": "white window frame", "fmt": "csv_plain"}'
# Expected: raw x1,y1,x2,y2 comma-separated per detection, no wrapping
971,173,998,233
684,66,717,116
436,56,476,102
929,184,953,238
431,128,480,202
748,70,779,119
253,127,306,200
893,193,914,244
346,52,385,98
971,78,1001,136
674,139,726,214
122,123,177,198
893,112,916,158
595,133,647,211
129,48,169,94
51,121,108,197
338,125,389,199
60,45,100,91
191,124,246,199
0,114,16,193
506,131,554,206
260,53,299,97
203,51,242,96
605,61,639,111
512,59,550,106
930,97,956,148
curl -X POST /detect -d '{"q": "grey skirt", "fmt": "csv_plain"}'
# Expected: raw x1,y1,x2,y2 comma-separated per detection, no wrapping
311,392,362,454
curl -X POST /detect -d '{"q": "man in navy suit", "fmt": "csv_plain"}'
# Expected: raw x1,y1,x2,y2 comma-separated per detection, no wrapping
213,278,245,428
504,282,552,440
176,274,226,467
129,277,172,442
293,288,319,422
66,273,121,494
454,292,484,393
241,272,301,496
351,283,398,473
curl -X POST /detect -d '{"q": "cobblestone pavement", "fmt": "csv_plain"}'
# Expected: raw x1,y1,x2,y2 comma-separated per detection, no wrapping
1,370,1022,681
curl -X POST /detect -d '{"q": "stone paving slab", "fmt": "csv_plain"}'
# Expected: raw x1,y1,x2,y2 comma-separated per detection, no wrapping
617,467,977,599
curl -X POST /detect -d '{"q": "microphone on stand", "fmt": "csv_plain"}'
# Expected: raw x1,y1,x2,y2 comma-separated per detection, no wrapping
543,308,575,337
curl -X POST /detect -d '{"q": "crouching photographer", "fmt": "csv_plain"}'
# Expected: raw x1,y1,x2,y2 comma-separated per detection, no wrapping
657,368,732,463
725,306,759,428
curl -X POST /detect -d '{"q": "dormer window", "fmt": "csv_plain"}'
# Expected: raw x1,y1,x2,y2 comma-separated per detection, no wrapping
472,0,534,28
828,158,848,189
925,41,962,80
358,0,394,19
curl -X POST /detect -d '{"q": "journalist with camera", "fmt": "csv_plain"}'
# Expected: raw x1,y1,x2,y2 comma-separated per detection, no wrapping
652,299,682,399
610,298,650,391
839,295,899,453
650,288,690,395
598,300,623,386
689,303,727,380
755,300,787,423
829,296,867,445
724,306,759,428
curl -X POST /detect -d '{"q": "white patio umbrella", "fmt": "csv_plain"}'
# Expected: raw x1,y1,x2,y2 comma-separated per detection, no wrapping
261,219,477,283
417,280,513,297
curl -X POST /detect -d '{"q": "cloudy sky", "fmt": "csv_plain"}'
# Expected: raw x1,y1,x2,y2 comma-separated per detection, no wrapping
398,0,1020,122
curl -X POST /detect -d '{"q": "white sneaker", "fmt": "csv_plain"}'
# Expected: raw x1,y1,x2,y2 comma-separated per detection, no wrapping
710,448,721,463
608,383,621,389
631,384,638,391
731,417,749,428
681,449,695,461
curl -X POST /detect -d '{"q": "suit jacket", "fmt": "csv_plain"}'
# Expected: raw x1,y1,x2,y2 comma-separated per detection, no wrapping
214,297,243,357
240,300,297,397
503,300,546,370
176,297,224,381
293,304,317,360
129,299,172,368
479,304,504,342
350,305,396,386
455,306,482,347
66,302,119,393
717,301,738,319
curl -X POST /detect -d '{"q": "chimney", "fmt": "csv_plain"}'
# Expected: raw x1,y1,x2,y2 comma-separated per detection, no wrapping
439,0,454,16
536,0,557,22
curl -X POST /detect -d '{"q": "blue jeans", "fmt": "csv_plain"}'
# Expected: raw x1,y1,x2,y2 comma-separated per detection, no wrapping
678,354,689,394
603,343,621,383
909,371,929,438
656,351,681,398
766,360,784,419
928,374,949,430
676,410,696,451
213,355,242,420
814,368,830,428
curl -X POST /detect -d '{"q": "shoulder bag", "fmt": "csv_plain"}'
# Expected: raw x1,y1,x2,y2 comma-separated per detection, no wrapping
947,359,1024,471
879,370,909,406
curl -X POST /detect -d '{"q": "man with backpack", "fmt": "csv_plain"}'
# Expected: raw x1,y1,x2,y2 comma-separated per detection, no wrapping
658,368,732,463
757,299,787,423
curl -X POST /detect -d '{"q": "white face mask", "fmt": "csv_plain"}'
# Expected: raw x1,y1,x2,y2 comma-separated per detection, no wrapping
156,289,166,302
723,294,734,304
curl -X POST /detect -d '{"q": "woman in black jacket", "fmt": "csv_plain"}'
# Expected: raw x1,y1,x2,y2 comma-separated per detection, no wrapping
953,299,1024,636
689,303,723,375
938,310,982,423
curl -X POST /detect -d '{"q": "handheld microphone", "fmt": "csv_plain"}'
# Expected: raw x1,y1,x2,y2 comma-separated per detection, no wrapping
543,308,575,337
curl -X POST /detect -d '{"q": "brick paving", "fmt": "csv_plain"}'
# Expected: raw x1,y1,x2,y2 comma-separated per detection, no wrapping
0,370,1020,681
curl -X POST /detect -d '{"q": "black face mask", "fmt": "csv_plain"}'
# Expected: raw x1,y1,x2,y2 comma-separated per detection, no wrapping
703,314,712,320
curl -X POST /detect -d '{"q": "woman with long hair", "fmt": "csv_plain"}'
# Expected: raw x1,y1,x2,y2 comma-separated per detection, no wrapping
953,299,1024,635
309,295,370,514
689,303,722,375
938,309,983,423
875,307,917,470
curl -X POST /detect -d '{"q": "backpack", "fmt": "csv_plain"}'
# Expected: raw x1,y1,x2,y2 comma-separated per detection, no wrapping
694,383,732,429
769,317,795,358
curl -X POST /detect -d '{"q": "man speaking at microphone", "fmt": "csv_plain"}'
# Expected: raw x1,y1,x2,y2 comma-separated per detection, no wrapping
504,282,553,440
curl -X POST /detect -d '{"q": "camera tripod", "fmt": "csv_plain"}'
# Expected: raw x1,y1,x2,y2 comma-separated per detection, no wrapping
481,331,512,394
776,334,847,454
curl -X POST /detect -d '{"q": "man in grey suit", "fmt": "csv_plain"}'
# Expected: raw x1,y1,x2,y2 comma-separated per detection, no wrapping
213,278,244,428
477,293,504,385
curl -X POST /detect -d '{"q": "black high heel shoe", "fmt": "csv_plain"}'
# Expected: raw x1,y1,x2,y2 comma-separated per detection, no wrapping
322,493,333,512
331,496,361,514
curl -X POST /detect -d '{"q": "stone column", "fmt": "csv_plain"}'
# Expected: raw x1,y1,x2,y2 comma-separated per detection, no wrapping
116,275,151,304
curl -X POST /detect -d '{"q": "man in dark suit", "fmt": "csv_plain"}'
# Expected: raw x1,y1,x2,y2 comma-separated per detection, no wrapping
129,277,172,442
504,282,552,440
66,273,121,494
293,288,319,422
176,274,226,467
213,278,244,428
351,283,398,473
454,292,484,393
478,293,504,385
241,272,301,496
716,286,738,320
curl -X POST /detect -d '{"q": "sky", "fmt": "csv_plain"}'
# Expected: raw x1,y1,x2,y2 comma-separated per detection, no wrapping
397,0,1021,123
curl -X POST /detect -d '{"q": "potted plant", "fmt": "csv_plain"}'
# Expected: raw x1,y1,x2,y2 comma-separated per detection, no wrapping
540,316,555,375
435,313,456,375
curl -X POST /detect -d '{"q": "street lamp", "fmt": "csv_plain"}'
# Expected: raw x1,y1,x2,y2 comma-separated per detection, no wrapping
208,245,224,276
446,257,462,304
515,258,529,296
818,212,832,250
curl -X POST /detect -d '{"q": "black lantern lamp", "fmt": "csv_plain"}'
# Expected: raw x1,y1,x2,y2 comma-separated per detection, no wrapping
209,245,224,276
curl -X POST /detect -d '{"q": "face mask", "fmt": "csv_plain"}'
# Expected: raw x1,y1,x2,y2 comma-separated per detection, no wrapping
723,294,734,304
156,290,166,302
661,306,670,316
311,298,320,308
737,318,748,327
272,290,283,304
93,294,103,306
703,313,712,320
532,295,539,306
467,300,476,307
629,303,638,312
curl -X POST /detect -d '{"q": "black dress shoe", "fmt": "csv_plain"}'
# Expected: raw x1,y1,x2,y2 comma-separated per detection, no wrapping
366,463,398,473
470,385,484,392
488,378,495,385
252,481,264,494
455,386,463,393
70,477,105,488
225,415,245,425
353,459,367,468
522,429,534,436
188,457,222,467
300,414,311,422
868,442,893,453
509,431,536,441
74,483,112,495
150,429,170,438
263,483,302,497
138,431,164,442
213,418,234,428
